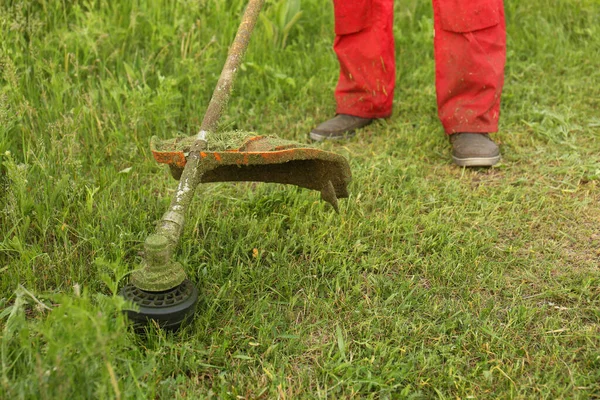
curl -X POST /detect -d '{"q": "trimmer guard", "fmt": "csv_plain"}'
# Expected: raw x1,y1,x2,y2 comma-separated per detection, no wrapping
150,133,351,210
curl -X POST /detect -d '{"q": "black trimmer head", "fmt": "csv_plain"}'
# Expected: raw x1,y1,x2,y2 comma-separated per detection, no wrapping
119,279,198,331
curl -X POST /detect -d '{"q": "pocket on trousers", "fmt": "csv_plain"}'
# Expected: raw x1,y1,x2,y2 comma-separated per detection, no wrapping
438,0,500,33
334,0,373,35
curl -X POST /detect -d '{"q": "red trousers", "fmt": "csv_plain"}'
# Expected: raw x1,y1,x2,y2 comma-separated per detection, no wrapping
333,0,506,134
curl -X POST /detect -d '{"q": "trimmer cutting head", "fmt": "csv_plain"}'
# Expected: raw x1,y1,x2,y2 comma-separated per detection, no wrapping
151,132,352,211
120,280,198,331
120,235,198,331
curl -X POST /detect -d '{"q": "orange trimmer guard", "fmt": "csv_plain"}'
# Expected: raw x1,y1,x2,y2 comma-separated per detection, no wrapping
150,134,351,210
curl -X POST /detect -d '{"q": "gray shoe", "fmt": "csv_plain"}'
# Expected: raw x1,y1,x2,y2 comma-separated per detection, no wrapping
450,133,501,167
309,114,373,141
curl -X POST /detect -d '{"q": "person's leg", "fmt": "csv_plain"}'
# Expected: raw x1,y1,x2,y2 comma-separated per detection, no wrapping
334,0,396,118
310,0,395,141
432,0,506,134
432,0,506,166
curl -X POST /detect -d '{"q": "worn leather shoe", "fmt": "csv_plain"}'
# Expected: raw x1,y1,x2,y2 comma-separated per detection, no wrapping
450,133,501,167
309,114,373,141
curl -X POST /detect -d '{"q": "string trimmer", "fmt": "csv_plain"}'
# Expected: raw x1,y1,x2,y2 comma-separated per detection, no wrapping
119,0,351,330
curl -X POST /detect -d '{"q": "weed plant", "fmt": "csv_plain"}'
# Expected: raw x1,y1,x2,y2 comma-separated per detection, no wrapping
1,0,600,398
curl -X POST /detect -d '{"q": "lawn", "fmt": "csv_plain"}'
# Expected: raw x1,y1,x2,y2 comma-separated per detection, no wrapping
1,0,600,398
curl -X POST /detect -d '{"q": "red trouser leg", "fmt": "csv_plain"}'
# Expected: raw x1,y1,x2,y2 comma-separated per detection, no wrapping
333,0,395,119
432,0,507,134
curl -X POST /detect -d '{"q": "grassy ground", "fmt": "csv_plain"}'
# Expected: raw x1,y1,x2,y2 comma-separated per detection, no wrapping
1,0,600,398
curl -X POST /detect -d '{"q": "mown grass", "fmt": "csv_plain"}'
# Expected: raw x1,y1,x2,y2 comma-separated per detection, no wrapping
1,0,600,398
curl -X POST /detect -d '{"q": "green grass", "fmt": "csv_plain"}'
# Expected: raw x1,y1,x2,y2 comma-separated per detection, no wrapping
2,0,600,398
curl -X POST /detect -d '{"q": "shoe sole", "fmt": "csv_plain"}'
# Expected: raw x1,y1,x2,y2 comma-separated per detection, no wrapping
309,130,356,142
452,155,501,167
